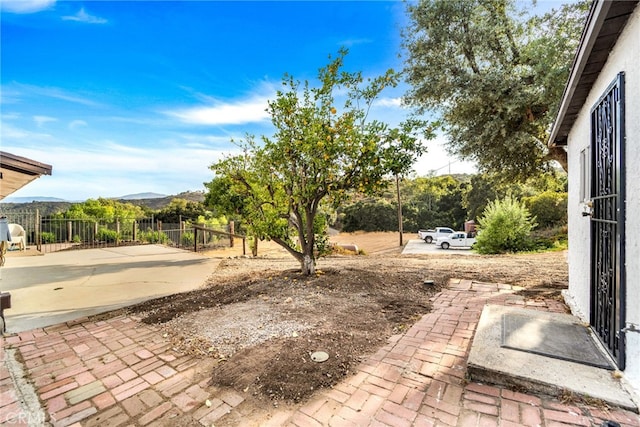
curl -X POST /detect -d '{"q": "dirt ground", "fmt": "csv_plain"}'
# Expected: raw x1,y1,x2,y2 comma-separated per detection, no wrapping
125,231,569,421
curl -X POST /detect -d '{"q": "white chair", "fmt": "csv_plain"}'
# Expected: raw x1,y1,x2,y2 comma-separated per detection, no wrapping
8,223,26,251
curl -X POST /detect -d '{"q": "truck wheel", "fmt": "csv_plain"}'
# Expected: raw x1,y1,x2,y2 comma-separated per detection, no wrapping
441,242,450,249
425,236,433,243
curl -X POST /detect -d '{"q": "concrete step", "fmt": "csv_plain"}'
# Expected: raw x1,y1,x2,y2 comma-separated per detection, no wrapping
467,304,638,412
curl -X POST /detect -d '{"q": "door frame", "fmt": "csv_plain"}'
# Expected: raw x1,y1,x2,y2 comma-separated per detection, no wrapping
589,72,626,369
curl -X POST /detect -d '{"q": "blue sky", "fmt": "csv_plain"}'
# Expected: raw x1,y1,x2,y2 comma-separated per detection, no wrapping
1,0,562,201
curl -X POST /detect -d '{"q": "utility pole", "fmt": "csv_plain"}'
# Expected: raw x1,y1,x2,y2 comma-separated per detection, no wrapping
396,174,403,246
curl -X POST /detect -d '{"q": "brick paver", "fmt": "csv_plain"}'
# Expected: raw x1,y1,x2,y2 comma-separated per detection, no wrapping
0,316,222,426
1,279,639,426
286,279,640,427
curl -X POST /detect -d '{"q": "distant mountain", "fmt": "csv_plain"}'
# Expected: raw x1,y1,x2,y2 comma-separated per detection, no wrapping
117,192,167,200
0,191,206,215
118,191,205,210
1,196,67,203
0,200,72,216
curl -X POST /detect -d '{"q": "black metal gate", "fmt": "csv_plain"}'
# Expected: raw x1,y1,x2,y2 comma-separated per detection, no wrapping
590,73,626,369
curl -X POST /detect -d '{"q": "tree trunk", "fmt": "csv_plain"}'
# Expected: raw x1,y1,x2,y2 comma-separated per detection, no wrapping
251,236,258,257
301,254,316,276
396,174,403,247
272,237,315,275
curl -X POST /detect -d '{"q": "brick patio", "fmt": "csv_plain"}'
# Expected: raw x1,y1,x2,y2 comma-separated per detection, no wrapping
2,279,639,426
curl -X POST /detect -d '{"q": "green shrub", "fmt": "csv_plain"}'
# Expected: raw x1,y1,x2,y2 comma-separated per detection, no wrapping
139,230,168,244
72,235,82,243
41,232,56,244
523,191,567,229
530,225,568,251
181,232,195,246
97,228,119,243
475,196,536,254
342,200,396,232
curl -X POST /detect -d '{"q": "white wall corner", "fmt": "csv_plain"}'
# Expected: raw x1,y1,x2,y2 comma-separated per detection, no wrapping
561,289,588,322
621,331,640,409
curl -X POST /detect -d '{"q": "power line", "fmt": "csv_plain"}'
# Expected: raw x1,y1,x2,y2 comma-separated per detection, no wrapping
430,159,460,174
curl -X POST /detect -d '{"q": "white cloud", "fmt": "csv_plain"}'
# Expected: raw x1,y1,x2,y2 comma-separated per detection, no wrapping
62,7,107,24
69,120,88,130
0,0,55,14
34,115,57,127
99,140,158,155
339,38,373,47
2,129,475,201
412,134,477,177
1,122,52,140
2,112,22,120
166,95,271,126
2,125,32,140
1,87,23,105
103,116,158,126
374,97,402,108
3,144,228,200
6,83,101,107
174,133,238,149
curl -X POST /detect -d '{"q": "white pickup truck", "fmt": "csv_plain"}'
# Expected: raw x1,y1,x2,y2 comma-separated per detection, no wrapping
436,232,477,249
417,227,455,243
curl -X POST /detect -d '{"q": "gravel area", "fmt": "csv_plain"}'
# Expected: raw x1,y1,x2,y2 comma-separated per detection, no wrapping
161,300,314,358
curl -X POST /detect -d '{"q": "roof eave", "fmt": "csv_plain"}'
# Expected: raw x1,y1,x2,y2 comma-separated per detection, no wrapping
0,151,53,176
0,151,54,200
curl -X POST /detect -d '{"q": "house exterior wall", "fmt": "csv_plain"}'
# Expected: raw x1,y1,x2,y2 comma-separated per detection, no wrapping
565,7,640,395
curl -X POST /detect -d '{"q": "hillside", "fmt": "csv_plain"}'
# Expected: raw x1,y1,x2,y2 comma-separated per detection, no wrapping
0,191,206,216
117,191,205,210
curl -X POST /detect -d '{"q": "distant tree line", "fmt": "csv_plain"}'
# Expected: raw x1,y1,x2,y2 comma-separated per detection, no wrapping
2,171,566,253
336,172,567,243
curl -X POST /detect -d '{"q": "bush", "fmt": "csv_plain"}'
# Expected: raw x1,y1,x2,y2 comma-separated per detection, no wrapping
530,225,568,251
41,232,56,244
523,191,567,229
181,232,195,246
139,230,168,244
474,196,536,254
205,233,220,245
97,228,119,243
342,200,397,232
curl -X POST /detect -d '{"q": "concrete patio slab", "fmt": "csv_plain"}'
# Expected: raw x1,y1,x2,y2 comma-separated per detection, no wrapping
468,304,636,411
0,245,220,333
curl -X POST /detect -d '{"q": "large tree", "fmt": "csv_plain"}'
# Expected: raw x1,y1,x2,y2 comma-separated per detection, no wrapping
155,198,207,224
210,50,427,275
60,198,146,221
402,0,589,181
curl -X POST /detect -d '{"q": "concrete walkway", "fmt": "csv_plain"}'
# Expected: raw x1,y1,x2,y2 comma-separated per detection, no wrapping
401,239,478,256
2,279,639,426
0,245,220,332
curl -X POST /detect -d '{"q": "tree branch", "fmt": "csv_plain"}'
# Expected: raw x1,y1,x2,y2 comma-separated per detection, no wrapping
461,20,481,74
545,146,568,172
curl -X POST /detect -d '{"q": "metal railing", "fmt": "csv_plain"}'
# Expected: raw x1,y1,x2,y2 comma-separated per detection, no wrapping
1,210,43,251
192,224,245,254
0,210,245,254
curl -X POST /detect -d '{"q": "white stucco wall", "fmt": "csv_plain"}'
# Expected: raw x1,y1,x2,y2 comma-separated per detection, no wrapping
566,6,640,394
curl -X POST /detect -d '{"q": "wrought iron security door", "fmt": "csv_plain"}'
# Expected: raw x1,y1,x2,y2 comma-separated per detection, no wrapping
590,73,626,369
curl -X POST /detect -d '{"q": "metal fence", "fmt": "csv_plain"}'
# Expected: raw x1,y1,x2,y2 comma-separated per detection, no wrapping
1,210,244,254
191,224,246,254
2,210,43,251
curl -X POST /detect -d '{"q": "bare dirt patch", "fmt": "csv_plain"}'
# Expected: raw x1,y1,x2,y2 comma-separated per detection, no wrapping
125,232,568,418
